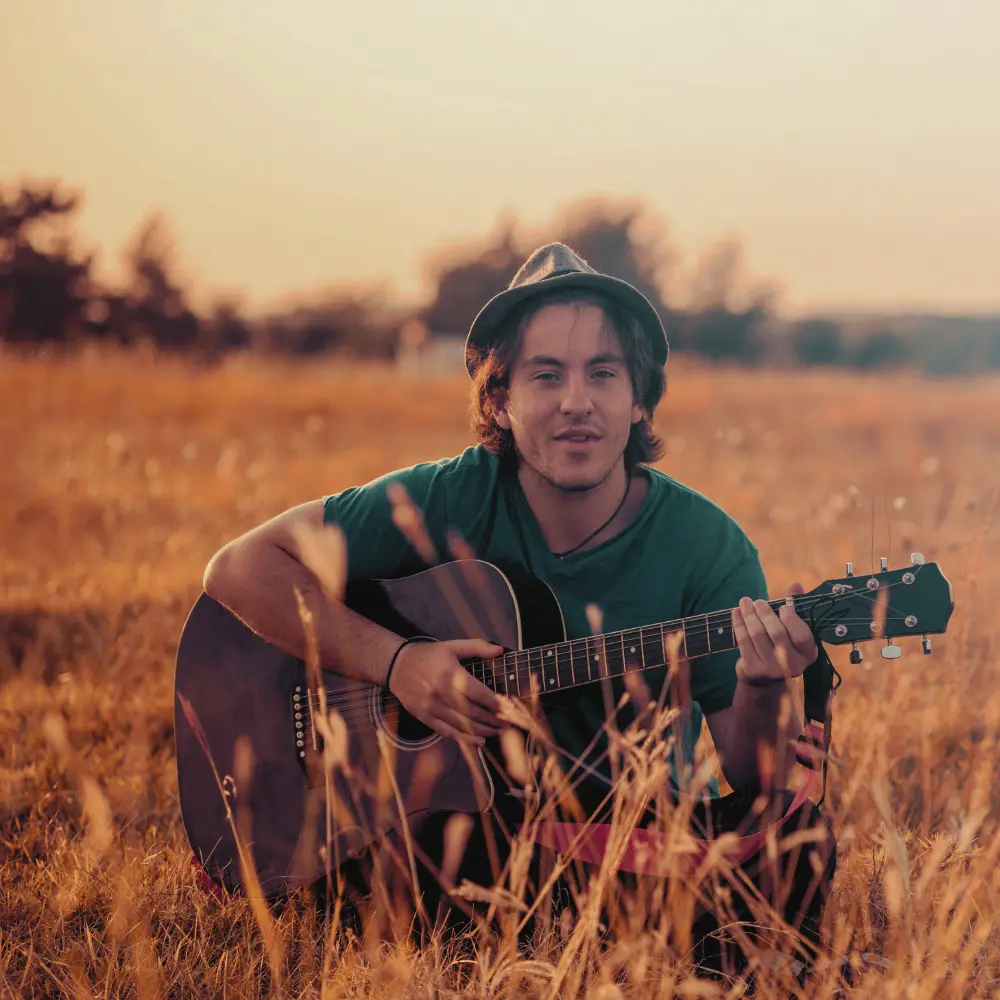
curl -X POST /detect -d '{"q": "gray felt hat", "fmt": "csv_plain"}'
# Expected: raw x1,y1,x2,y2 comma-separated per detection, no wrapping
464,242,669,376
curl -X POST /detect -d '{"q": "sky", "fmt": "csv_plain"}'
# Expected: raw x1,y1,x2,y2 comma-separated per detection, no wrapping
2,0,998,316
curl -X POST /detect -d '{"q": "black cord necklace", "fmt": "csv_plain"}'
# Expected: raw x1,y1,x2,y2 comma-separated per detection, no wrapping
552,468,633,559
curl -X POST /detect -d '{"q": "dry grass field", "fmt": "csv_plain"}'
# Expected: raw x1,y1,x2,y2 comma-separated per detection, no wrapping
2,349,1000,998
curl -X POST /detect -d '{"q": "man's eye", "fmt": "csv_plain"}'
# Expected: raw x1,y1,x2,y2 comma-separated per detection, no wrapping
534,372,558,381
593,369,616,378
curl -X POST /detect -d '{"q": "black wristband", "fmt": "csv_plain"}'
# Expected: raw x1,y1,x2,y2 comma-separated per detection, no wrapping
384,636,433,691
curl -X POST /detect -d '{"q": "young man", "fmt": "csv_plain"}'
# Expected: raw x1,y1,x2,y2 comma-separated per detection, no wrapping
203,243,835,973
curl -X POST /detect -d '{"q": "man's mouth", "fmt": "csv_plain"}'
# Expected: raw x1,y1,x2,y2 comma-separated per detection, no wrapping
555,431,600,443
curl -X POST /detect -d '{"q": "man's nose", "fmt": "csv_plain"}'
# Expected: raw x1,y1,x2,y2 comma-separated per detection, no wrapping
559,374,594,414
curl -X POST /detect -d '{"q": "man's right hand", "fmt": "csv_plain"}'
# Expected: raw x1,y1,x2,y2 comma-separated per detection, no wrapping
388,638,507,745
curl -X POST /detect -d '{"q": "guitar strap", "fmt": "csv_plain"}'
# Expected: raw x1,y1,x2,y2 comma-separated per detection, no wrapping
525,638,841,876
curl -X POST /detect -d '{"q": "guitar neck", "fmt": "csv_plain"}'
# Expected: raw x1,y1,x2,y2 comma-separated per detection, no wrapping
470,597,795,699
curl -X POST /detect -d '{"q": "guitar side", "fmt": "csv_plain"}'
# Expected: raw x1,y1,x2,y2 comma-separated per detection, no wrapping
173,560,564,898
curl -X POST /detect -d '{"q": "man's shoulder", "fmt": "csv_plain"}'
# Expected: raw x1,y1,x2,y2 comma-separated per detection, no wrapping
324,445,500,513
644,466,757,555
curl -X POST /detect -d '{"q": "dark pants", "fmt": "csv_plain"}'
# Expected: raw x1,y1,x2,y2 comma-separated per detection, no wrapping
333,788,835,978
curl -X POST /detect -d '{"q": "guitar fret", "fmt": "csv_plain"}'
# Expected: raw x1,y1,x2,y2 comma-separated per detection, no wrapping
604,631,624,676
640,624,661,670
542,645,558,690
492,605,750,703
621,627,643,671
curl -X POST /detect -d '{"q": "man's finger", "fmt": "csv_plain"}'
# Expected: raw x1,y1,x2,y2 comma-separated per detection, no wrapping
435,720,485,746
732,605,763,670
447,637,506,660
753,599,797,676
781,581,818,658
450,698,503,728
441,708,500,740
737,597,773,661
452,671,502,714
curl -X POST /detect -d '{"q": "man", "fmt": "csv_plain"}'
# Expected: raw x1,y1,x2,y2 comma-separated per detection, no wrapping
203,243,835,975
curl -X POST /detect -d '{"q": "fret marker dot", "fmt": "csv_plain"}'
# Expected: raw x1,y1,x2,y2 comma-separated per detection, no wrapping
630,646,636,653
509,673,514,680
594,655,600,661
546,650,553,657
718,628,724,634
549,677,554,685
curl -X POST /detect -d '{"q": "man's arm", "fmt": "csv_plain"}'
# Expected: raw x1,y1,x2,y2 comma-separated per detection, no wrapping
705,586,815,791
202,499,505,743
204,499,400,685
705,681,802,791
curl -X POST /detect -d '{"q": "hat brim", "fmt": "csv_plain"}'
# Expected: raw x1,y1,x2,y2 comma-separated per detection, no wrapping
464,272,669,376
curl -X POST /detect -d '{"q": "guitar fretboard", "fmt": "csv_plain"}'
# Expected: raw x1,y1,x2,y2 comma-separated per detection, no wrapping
470,598,794,698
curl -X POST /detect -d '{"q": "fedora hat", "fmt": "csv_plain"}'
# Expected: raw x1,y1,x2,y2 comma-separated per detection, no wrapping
464,242,669,376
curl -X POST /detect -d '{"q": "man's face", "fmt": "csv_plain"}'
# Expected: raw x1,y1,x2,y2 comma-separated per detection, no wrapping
495,301,643,492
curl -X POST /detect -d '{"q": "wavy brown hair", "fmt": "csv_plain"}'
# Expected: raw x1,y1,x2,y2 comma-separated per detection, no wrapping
468,289,667,469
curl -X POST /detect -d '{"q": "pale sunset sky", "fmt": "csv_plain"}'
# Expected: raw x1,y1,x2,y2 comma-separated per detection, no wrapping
2,0,998,316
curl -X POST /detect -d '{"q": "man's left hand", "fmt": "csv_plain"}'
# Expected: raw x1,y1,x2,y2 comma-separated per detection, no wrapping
732,582,818,687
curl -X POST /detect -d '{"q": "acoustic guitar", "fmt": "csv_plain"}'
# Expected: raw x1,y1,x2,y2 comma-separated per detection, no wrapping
174,557,953,897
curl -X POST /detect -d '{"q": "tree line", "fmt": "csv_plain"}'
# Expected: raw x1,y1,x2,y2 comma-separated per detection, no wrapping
2,181,998,375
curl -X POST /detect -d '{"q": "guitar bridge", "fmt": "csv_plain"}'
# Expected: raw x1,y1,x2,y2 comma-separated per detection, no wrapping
292,686,319,762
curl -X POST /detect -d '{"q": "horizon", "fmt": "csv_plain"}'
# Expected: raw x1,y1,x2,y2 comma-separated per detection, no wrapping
2,0,998,319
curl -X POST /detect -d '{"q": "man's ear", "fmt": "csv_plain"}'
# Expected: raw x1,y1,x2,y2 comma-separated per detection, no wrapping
491,389,510,431
494,391,512,430
631,402,643,425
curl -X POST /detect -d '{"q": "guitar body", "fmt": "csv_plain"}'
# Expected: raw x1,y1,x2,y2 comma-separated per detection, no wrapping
173,560,565,897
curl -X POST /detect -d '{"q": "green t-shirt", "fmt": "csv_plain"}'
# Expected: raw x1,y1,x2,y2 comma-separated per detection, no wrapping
322,445,767,804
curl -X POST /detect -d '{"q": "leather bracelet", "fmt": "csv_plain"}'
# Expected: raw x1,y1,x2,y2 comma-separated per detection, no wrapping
384,636,433,691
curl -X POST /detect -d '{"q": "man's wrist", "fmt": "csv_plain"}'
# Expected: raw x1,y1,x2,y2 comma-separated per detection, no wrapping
737,673,789,695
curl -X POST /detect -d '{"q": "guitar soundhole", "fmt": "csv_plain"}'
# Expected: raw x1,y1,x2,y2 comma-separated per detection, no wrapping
378,690,437,745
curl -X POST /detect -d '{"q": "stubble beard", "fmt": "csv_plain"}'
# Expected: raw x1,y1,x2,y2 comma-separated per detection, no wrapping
519,446,622,496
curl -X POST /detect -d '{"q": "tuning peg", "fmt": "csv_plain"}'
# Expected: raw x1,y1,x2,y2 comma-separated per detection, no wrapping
880,557,888,572
849,642,863,665
845,562,853,577
911,552,925,566
922,634,932,655
880,639,902,659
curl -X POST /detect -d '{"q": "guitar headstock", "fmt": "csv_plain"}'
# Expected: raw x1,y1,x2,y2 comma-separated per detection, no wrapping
797,555,954,661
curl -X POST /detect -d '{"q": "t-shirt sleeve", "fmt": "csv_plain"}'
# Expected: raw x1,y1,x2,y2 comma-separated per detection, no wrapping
321,461,452,583
686,546,769,715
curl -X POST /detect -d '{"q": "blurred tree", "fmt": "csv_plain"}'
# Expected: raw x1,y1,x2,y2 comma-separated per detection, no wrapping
421,222,521,335
419,199,675,340
791,318,844,366
851,329,913,369
0,183,93,344
680,238,771,362
263,290,396,357
122,214,200,349
681,306,767,363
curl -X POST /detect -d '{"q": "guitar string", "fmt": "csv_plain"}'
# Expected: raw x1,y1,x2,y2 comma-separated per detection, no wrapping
303,604,922,732
305,599,919,715
305,611,919,727
299,564,937,716
305,603,922,715
298,566,940,737
306,579,915,710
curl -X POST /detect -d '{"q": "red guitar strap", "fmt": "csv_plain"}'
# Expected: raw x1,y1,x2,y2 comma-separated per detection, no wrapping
525,642,839,876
